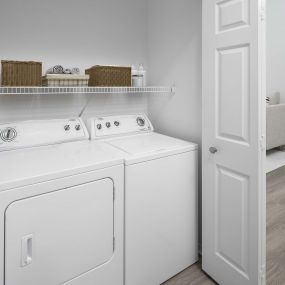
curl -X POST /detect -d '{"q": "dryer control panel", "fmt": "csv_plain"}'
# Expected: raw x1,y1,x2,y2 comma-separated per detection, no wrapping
0,118,89,152
88,114,153,139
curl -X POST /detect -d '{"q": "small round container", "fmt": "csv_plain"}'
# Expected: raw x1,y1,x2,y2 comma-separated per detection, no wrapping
132,75,144,87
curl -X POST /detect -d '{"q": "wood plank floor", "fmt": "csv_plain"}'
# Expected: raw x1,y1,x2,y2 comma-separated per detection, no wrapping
267,166,285,285
162,262,217,285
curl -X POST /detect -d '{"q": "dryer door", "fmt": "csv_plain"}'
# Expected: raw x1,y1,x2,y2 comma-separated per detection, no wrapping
5,178,114,285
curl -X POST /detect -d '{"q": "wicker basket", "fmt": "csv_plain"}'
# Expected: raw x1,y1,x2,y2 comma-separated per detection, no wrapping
1,60,42,86
85,65,131,87
42,74,90,87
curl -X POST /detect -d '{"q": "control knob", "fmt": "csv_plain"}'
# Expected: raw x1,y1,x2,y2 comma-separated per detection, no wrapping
114,121,120,127
75,124,81,131
136,117,145,127
97,124,102,130
0,128,17,142
106,122,111,128
64,125,70,131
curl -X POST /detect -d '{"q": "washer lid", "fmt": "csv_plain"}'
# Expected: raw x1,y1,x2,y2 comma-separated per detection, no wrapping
0,141,124,192
106,132,198,164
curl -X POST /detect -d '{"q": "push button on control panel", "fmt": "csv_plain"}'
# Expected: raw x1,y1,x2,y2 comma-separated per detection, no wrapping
75,124,81,131
136,117,145,127
0,127,17,142
64,125,70,131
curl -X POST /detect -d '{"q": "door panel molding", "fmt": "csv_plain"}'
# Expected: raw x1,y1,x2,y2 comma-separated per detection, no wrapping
216,0,250,33
216,44,250,145
215,166,249,277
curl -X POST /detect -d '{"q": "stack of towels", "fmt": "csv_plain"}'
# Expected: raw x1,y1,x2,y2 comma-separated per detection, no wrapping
46,65,80,75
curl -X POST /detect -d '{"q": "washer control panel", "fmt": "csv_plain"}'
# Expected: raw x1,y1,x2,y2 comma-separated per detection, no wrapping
0,118,89,152
88,114,153,139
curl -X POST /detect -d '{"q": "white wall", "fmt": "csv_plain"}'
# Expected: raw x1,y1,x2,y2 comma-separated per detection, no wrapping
147,0,202,244
0,0,147,71
0,0,202,134
147,0,202,144
0,0,148,122
267,0,285,102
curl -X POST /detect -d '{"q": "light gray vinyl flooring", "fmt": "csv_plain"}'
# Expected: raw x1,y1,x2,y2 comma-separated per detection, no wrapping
162,262,216,285
267,166,285,285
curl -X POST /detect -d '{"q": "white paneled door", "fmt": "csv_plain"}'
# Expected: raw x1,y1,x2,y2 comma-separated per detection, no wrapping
202,0,266,285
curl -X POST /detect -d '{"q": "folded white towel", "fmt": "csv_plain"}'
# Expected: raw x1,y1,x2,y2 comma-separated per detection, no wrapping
46,66,80,75
71,67,80,74
63,68,72,74
46,65,64,74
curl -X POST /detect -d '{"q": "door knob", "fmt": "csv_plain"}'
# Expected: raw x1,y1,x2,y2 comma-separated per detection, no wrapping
209,147,218,154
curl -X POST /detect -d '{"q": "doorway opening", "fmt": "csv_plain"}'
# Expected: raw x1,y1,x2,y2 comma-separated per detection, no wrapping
266,1,285,284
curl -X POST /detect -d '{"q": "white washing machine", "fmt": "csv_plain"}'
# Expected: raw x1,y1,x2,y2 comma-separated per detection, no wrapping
0,118,124,285
87,114,198,285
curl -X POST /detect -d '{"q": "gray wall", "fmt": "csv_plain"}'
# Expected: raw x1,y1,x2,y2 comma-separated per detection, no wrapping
0,0,202,139
0,0,147,71
147,0,202,246
0,0,149,122
267,0,285,102
147,0,202,145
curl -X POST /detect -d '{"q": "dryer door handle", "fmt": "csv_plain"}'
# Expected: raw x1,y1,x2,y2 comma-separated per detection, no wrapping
21,234,33,267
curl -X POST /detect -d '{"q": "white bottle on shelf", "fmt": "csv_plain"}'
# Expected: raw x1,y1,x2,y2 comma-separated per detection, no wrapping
131,64,146,87
138,64,146,87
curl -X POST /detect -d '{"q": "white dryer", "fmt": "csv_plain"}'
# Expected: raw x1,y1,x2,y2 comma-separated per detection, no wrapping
0,118,124,285
87,114,198,285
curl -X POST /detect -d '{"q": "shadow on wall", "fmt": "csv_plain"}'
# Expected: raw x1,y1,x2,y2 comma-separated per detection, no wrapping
0,93,149,124
0,0,148,72
147,0,202,144
0,0,149,122
0,94,87,123
147,0,202,250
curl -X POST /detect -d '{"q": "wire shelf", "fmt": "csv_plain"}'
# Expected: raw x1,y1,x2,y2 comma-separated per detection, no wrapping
0,86,175,95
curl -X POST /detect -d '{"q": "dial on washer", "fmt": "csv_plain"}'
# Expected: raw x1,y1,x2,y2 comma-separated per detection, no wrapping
136,117,145,127
64,125,70,131
0,128,17,142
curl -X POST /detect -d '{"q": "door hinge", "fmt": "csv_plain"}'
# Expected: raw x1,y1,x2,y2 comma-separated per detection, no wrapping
260,135,266,151
113,237,115,251
260,7,266,21
260,265,265,284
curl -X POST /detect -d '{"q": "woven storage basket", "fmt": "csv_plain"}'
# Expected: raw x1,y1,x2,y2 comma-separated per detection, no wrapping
42,74,90,87
1,60,42,86
85,65,131,87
